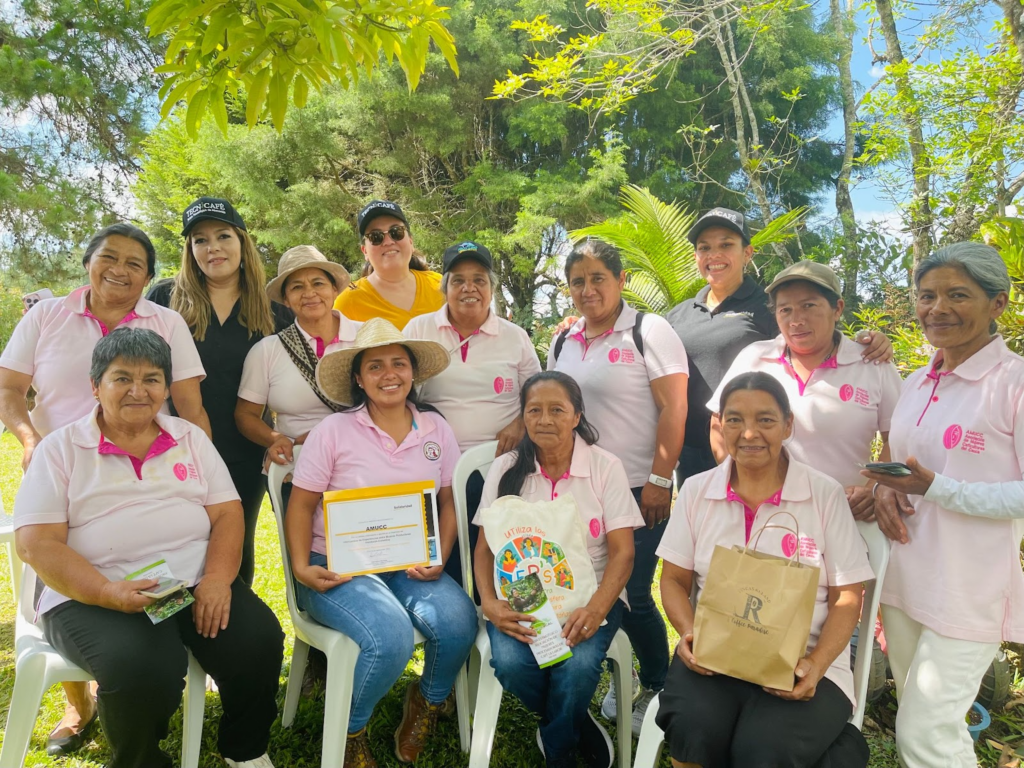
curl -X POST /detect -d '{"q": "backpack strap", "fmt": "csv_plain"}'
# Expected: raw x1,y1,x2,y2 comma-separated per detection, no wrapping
277,324,344,413
632,310,646,358
552,328,570,363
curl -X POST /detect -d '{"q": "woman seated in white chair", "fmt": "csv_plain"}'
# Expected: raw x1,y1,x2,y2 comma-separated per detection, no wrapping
656,372,873,768
473,371,644,768
13,328,283,768
285,318,477,768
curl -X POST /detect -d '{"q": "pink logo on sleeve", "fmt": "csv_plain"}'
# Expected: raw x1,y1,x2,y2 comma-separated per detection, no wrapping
173,463,188,481
943,424,963,449
608,348,621,363
839,384,854,402
589,518,602,538
493,377,505,393
782,533,798,558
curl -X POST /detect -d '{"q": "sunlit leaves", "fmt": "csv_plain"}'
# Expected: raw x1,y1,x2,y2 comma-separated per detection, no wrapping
148,0,459,137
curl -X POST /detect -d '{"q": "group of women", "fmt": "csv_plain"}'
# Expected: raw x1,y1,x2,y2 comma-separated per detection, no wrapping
0,196,1020,768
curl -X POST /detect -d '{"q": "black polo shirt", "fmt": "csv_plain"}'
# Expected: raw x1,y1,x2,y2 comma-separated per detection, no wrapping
147,279,293,465
666,274,778,449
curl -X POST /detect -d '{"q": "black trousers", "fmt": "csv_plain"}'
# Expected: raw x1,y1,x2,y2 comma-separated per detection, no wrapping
657,656,866,768
42,580,284,768
227,458,268,586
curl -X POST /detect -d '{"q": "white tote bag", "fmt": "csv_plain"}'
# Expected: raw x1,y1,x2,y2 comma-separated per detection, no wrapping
479,494,598,624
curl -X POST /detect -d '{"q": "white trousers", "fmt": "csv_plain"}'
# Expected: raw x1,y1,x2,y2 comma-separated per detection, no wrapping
881,605,998,768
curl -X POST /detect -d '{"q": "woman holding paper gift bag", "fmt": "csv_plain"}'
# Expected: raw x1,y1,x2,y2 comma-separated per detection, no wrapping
473,371,645,768
286,318,477,768
864,243,1024,768
13,328,283,768
656,372,874,767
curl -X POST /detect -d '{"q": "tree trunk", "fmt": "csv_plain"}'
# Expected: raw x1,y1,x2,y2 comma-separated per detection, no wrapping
831,0,860,309
875,0,934,266
998,0,1024,72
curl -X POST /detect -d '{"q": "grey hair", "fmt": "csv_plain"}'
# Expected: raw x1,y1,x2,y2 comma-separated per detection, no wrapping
915,242,1010,335
90,327,173,386
441,267,500,294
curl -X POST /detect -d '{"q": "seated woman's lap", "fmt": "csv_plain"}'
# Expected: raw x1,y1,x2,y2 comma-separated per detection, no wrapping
657,656,852,768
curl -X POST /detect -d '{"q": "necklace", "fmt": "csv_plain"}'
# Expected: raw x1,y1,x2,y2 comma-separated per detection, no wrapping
785,334,839,370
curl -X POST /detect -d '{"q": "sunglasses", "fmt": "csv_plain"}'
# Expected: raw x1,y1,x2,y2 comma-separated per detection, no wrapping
364,225,407,246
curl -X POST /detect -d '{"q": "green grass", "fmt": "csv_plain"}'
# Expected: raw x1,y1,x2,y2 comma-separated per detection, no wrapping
0,429,1011,767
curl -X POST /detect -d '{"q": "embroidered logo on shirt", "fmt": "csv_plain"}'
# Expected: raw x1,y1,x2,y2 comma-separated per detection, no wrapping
493,376,513,394
423,441,441,461
589,518,603,538
607,348,635,364
839,384,854,402
839,384,870,406
943,424,985,454
173,463,188,481
943,424,963,449
782,533,819,559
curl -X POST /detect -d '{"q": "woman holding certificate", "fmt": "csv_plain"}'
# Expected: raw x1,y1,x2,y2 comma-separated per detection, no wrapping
286,318,477,768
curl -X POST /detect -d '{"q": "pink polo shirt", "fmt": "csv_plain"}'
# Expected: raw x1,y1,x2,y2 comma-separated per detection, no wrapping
292,405,462,556
549,302,689,487
882,337,1024,643
238,312,361,439
658,456,874,705
13,406,240,616
475,434,645,591
708,334,902,489
0,286,206,437
404,307,541,451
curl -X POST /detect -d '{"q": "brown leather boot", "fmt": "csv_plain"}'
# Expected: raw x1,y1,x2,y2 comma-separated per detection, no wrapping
394,682,444,763
344,728,378,768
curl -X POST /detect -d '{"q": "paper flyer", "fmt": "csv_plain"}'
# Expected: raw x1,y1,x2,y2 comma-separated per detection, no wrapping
507,573,573,668
126,559,194,625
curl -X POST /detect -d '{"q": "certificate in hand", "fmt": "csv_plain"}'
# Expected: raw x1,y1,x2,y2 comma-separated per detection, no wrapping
324,481,442,577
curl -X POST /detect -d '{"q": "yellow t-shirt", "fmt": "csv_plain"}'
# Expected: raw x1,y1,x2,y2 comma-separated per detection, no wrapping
334,269,444,330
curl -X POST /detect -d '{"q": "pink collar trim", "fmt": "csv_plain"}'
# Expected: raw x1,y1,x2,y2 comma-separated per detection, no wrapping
776,352,838,396
726,482,783,543
82,306,141,337
539,464,571,501
98,427,178,480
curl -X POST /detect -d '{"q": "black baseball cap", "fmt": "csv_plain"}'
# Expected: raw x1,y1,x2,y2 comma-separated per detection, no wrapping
357,200,409,237
442,241,493,273
181,197,247,237
686,207,750,245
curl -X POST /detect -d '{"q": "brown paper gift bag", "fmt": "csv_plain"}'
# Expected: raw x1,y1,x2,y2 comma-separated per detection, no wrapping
691,511,820,691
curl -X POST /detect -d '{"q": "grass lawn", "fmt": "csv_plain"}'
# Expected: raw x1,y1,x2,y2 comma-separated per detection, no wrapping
0,429,1017,766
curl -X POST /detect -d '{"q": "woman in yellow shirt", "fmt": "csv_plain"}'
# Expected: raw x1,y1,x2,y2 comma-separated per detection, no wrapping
334,200,444,329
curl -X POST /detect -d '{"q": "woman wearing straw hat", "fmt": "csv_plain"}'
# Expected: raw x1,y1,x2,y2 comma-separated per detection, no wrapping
286,318,478,768
236,245,359,471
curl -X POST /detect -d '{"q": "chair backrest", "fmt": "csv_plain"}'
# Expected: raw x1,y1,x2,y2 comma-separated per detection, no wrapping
850,520,891,729
451,441,499,600
18,564,38,624
267,449,304,621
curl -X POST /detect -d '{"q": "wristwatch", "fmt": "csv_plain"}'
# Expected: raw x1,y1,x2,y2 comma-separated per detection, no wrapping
648,473,673,489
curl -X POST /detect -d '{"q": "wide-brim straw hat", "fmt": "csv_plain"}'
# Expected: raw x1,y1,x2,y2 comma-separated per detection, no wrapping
315,317,451,405
266,245,351,303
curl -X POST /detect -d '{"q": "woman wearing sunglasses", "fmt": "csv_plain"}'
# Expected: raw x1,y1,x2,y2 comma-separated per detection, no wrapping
334,200,444,330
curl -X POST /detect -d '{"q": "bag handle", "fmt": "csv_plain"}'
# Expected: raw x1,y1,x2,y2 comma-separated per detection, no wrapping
745,510,804,566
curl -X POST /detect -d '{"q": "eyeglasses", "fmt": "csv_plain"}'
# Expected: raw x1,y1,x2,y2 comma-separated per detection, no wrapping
364,225,407,246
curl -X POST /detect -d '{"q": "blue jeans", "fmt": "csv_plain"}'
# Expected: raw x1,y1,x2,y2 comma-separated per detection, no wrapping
621,486,669,691
296,552,477,732
488,600,625,762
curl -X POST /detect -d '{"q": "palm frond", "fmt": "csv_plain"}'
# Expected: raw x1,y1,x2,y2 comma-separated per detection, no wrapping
751,207,808,252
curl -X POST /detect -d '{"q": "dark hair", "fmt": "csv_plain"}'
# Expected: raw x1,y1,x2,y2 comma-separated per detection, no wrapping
564,238,624,282
766,279,841,312
718,371,792,421
82,223,157,278
89,327,172,386
497,371,600,497
341,345,442,416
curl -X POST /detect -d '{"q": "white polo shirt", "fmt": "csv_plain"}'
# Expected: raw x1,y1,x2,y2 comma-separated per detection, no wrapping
238,312,361,439
404,307,542,451
657,456,874,705
708,334,903,488
475,434,644,591
292,405,462,556
0,286,205,437
882,337,1024,643
13,407,239,616
549,302,689,487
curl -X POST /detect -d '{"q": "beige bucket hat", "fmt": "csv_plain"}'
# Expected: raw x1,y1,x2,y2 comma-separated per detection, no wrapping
315,317,451,405
266,245,351,303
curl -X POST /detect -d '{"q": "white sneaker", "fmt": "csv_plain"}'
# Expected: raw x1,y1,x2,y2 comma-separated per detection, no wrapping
599,666,639,721
225,754,275,768
631,688,659,737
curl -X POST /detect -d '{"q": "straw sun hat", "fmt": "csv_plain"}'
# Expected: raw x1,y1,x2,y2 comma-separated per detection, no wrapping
315,317,451,405
265,245,352,303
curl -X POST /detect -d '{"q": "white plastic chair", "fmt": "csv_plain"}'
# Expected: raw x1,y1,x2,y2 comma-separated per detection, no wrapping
457,442,635,768
0,493,23,602
0,567,206,768
632,519,891,768
267,446,472,768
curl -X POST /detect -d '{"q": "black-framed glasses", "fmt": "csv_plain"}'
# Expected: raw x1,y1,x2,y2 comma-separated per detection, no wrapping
364,225,407,246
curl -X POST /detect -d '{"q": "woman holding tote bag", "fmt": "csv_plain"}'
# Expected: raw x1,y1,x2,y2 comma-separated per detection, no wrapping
656,372,874,767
